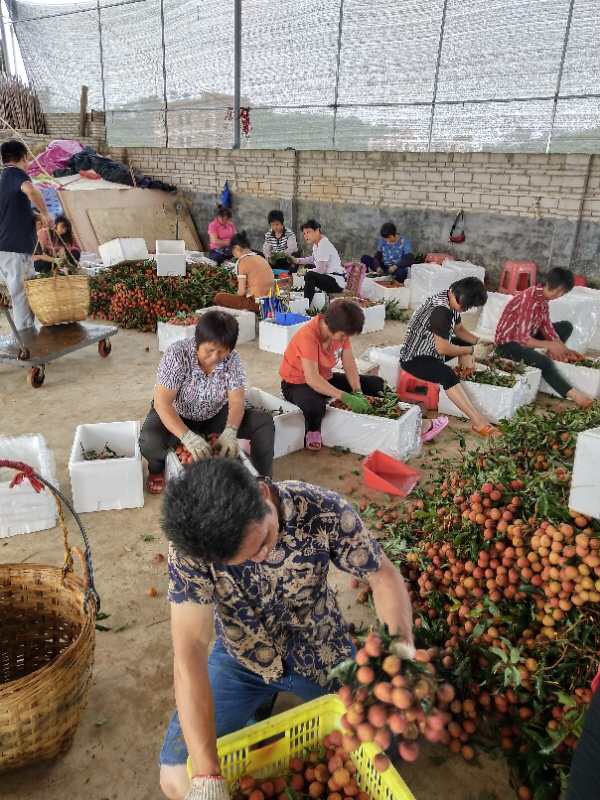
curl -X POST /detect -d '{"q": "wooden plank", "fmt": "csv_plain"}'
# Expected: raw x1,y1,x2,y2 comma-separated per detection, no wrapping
59,188,203,253
87,205,199,252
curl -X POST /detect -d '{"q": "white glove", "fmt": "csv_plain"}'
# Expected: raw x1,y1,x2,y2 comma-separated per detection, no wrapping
180,429,212,461
185,776,230,800
214,426,239,459
474,341,494,361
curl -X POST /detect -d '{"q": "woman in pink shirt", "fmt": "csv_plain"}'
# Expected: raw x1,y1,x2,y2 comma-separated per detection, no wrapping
208,205,237,265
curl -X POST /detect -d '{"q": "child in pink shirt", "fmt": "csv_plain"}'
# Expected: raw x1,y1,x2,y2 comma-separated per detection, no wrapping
208,205,236,264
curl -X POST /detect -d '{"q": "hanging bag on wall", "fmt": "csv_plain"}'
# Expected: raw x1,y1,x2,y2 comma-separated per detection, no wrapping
449,210,466,244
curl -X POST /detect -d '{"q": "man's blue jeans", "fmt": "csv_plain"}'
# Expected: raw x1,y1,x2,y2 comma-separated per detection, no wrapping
159,639,330,766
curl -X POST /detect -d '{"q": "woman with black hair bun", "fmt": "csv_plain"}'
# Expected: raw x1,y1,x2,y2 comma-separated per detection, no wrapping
213,231,274,313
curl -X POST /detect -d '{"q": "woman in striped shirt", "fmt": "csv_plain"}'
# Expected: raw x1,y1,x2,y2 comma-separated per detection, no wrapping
399,277,500,437
262,209,298,267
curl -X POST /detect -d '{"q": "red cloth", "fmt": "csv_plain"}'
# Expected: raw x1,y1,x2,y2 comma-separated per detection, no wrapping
495,286,559,346
592,668,600,694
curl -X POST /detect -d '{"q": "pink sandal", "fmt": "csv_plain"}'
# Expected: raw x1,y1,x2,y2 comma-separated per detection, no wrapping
421,416,449,443
305,431,322,450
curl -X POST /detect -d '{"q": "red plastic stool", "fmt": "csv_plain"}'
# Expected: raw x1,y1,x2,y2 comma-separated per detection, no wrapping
425,252,450,265
574,275,587,287
397,371,439,410
498,260,537,294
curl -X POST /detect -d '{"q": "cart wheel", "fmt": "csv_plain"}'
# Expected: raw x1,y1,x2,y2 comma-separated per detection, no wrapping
98,339,112,358
27,366,45,388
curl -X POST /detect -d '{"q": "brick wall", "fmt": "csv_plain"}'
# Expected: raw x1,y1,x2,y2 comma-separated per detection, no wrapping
110,147,598,223
44,112,106,142
106,146,600,274
4,121,598,272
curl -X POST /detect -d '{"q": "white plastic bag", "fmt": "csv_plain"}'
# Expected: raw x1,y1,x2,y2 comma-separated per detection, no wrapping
549,290,598,353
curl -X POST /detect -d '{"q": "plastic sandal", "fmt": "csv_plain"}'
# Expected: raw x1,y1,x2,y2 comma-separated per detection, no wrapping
305,431,322,450
421,415,449,443
146,472,166,494
471,424,501,438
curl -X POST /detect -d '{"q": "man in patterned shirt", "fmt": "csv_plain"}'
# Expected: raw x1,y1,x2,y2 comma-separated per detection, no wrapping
495,268,593,408
158,459,414,800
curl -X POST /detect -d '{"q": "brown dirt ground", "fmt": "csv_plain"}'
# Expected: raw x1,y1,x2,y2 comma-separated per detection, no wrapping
0,316,511,800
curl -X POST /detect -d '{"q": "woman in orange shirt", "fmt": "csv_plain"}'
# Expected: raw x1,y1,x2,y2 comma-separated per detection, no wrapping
280,299,448,450
214,232,274,313
280,300,385,450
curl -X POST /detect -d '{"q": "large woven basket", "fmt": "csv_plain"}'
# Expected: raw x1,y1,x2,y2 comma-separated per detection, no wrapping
25,273,90,325
0,460,99,773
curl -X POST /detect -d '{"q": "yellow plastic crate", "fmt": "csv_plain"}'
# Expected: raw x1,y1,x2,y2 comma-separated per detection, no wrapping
190,694,416,800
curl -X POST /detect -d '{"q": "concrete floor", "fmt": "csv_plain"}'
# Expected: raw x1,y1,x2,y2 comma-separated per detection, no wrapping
0,317,510,800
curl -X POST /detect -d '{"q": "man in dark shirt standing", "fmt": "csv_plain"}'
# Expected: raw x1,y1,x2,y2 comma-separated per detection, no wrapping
0,139,52,330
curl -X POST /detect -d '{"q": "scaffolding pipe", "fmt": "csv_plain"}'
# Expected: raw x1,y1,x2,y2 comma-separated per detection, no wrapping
546,0,575,154
427,0,448,152
331,0,345,149
233,0,241,149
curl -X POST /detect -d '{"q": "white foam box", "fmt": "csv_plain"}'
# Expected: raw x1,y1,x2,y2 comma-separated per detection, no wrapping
156,239,186,277
292,273,305,290
515,365,542,405
99,237,149,267
539,358,600,398
157,320,196,352
246,387,305,458
195,306,256,344
310,292,327,312
409,263,455,308
361,345,401,388
569,427,600,520
258,318,309,354
289,295,309,315
473,292,511,342
442,259,486,283
0,434,58,537
360,303,386,334
438,362,528,423
333,358,380,380
362,277,410,307
322,401,422,460
69,421,144,513
549,290,597,353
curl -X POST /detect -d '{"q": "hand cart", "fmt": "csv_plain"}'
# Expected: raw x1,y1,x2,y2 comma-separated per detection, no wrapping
0,298,118,388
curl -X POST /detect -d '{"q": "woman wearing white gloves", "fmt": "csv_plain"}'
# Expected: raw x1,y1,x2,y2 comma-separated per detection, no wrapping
139,310,274,494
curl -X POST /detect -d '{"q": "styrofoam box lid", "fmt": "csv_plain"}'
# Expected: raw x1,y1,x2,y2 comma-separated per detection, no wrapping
70,421,140,465
156,240,186,255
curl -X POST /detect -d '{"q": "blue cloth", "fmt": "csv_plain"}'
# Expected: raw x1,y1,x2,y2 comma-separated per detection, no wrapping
159,639,329,766
0,166,36,254
378,236,413,267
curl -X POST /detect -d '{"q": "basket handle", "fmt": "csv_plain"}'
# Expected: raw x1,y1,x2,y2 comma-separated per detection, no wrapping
0,458,100,612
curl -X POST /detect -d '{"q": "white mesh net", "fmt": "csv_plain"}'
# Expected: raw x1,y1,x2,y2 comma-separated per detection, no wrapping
9,0,600,152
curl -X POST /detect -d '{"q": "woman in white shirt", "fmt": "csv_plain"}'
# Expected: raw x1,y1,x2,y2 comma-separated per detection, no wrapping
292,219,346,303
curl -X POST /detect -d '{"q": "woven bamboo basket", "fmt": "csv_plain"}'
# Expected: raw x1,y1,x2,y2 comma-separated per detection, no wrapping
0,459,99,773
25,273,90,325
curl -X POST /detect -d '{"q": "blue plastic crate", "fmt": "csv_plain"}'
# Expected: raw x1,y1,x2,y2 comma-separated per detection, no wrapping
274,311,310,326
